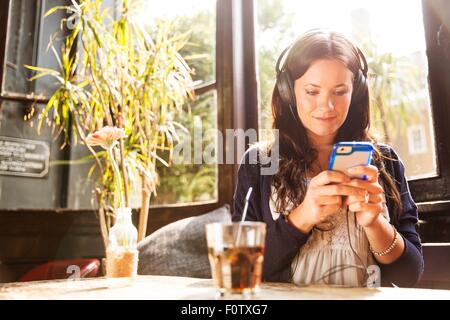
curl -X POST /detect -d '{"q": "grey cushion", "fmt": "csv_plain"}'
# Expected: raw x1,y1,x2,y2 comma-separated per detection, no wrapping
137,204,231,278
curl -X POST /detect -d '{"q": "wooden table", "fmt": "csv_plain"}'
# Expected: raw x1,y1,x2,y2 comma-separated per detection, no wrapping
1,275,450,300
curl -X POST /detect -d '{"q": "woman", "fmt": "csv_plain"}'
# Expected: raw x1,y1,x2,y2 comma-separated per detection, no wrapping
232,29,423,287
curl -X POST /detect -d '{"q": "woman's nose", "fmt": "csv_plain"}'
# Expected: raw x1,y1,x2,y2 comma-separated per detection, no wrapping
318,94,335,110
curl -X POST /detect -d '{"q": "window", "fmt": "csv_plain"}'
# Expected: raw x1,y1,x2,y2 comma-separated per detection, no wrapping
132,0,218,206
254,0,450,204
0,0,233,212
256,0,437,180
0,1,237,280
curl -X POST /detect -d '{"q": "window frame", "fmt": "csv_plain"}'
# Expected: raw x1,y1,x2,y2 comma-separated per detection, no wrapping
409,0,450,212
149,0,259,225
4,0,447,221
0,0,245,233
2,0,448,269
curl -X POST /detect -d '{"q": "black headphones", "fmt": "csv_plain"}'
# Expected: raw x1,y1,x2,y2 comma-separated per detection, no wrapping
275,41,369,124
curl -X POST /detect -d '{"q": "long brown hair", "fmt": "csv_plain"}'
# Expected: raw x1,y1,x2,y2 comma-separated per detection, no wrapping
271,29,402,223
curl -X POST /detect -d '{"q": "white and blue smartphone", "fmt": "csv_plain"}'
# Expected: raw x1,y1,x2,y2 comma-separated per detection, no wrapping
328,142,374,180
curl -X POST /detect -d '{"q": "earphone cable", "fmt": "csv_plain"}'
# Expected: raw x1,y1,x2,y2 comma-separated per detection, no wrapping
346,206,369,284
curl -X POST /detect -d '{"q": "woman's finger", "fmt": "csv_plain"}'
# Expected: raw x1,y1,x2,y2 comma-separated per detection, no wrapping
316,195,342,205
347,165,379,182
346,193,383,205
310,170,350,187
316,184,366,197
348,201,383,213
344,179,384,194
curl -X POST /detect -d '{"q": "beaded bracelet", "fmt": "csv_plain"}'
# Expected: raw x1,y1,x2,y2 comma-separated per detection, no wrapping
370,225,399,257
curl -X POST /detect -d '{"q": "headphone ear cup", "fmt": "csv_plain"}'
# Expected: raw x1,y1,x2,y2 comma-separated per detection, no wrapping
352,70,367,102
276,70,296,109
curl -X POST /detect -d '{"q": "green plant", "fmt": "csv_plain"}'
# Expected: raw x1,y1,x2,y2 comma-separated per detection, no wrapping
152,8,218,205
26,0,194,246
361,40,424,143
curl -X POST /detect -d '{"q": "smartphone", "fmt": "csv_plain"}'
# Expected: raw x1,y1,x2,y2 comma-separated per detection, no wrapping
328,142,374,180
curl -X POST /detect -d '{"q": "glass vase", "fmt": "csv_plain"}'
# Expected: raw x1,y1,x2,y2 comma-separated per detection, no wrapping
105,207,138,284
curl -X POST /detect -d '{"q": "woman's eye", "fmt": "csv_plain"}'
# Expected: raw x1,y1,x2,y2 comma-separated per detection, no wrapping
306,90,319,96
335,91,348,96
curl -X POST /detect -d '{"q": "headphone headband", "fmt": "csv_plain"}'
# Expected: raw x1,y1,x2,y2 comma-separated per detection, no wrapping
276,45,292,74
277,42,368,77
355,46,368,77
275,36,369,126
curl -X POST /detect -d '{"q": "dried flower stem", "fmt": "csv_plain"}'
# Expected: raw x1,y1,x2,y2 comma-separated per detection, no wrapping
117,106,129,207
107,142,125,209
138,172,150,241
95,188,109,249
118,138,129,207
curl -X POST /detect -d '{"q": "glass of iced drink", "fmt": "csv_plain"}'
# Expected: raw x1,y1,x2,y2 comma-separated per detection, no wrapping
205,222,266,296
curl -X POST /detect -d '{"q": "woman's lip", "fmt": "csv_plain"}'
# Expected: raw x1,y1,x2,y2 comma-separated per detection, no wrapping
313,116,336,121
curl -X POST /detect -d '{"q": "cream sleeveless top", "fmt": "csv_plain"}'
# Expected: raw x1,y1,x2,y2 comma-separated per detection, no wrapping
269,180,389,287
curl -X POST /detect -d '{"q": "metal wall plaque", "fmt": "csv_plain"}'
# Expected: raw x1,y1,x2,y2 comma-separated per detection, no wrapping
0,136,50,178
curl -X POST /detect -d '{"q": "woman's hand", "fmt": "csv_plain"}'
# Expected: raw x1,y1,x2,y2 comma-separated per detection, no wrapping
344,165,385,228
287,170,367,233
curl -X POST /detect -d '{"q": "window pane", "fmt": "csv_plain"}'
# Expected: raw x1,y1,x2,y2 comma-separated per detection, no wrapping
153,90,218,205
256,0,437,179
131,0,218,206
134,0,216,84
56,0,219,209
2,0,68,98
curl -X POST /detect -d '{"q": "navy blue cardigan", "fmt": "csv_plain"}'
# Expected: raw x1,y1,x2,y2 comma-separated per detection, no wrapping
232,144,424,287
